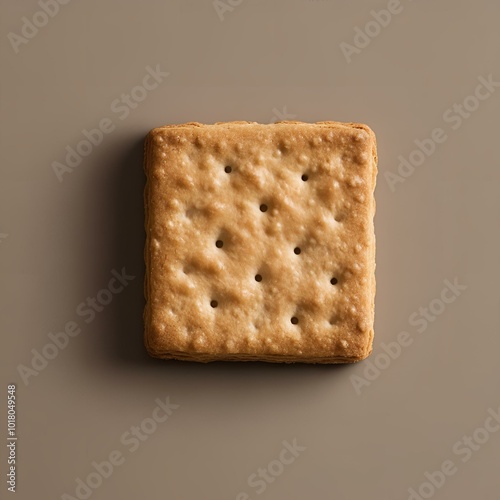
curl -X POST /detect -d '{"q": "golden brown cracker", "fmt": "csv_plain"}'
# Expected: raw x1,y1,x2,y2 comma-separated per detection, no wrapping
144,121,377,363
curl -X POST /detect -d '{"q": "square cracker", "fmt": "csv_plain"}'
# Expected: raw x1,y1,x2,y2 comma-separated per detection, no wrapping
144,121,377,363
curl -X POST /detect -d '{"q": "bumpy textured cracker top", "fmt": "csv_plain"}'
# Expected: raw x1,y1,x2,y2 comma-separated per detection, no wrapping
144,121,377,363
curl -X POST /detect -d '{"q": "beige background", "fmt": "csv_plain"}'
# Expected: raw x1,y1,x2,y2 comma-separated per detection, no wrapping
1,1,500,499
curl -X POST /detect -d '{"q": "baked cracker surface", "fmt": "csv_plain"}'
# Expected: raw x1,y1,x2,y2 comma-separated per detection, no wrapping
144,121,377,363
